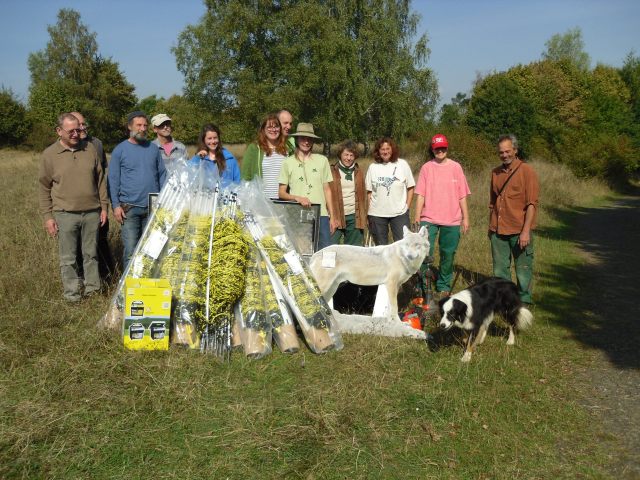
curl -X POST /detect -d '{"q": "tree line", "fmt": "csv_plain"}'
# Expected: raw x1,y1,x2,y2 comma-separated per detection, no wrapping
440,28,640,182
1,7,638,183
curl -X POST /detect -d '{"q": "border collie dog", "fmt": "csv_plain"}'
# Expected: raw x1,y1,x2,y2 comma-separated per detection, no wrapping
438,277,533,362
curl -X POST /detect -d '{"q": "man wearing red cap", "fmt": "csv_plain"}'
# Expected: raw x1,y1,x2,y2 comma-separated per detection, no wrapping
489,134,539,305
414,134,470,298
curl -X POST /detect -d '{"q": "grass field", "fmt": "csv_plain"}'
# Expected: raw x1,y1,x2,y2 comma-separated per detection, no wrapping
0,147,619,479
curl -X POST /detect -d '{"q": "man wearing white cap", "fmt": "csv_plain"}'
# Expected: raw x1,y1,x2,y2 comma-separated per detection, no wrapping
151,113,187,170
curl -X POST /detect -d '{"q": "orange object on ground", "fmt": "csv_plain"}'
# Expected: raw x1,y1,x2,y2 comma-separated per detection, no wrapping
402,312,423,330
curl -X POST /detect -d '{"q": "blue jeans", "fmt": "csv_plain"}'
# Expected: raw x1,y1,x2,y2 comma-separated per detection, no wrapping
121,205,149,268
318,215,331,250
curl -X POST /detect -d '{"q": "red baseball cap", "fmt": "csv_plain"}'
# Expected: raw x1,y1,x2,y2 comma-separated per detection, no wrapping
431,134,449,149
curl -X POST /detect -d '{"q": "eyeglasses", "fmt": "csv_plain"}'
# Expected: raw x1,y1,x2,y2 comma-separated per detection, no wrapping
156,123,172,130
60,128,82,136
265,125,281,131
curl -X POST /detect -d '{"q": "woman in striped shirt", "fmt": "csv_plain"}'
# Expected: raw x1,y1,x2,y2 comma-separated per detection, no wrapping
241,113,289,198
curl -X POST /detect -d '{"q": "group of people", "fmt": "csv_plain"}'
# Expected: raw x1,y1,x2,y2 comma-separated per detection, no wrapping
39,108,538,307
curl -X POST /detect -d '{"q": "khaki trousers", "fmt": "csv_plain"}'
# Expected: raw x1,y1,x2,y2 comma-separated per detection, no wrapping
54,210,100,301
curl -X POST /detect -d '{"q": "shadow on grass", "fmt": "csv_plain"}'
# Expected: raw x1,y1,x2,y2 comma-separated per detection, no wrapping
536,191,640,370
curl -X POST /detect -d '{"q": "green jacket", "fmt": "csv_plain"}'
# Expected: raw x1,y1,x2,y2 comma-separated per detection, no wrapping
240,143,263,181
286,136,295,155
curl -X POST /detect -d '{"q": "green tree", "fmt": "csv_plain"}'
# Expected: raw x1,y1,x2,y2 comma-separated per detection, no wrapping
466,74,536,154
173,0,438,146
439,92,469,128
136,95,165,118
27,8,136,148
0,88,31,146
619,51,640,144
542,27,591,71
505,60,587,159
153,95,210,145
583,65,632,135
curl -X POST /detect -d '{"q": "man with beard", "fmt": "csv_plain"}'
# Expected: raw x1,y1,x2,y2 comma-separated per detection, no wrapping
39,113,108,302
108,111,167,268
71,111,115,280
488,134,539,305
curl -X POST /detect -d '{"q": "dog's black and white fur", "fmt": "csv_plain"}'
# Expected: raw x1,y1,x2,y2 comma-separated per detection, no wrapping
438,277,533,362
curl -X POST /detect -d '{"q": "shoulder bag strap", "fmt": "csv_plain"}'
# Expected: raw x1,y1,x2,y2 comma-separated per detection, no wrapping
497,163,522,197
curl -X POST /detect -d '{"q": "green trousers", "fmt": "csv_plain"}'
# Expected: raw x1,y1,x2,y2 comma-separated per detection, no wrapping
330,213,364,246
419,222,461,293
490,232,534,304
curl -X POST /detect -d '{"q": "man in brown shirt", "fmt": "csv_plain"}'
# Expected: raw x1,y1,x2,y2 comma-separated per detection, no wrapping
39,113,108,302
489,134,539,304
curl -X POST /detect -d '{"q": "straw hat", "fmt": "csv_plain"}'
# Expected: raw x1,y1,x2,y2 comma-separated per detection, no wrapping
289,122,322,140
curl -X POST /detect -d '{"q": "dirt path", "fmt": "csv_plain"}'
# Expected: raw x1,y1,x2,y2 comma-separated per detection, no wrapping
570,192,640,478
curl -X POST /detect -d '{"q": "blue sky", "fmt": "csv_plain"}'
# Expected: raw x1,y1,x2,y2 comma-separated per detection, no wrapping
1,0,639,109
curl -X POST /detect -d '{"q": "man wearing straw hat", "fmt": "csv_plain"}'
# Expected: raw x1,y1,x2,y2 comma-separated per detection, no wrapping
278,123,337,250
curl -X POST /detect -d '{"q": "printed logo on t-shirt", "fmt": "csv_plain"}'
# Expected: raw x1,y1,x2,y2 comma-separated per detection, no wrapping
376,175,399,196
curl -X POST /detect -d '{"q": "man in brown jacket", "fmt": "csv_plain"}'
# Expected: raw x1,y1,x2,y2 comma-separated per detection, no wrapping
39,113,108,301
489,134,539,304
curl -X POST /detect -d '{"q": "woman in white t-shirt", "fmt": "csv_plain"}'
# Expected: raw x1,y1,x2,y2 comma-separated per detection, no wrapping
365,137,415,245
240,113,289,198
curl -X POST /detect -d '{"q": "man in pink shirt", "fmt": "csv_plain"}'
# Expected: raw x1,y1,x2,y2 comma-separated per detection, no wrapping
414,134,470,297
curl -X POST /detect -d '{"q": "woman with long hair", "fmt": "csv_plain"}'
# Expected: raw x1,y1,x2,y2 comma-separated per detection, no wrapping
241,113,288,198
189,123,240,185
365,137,415,245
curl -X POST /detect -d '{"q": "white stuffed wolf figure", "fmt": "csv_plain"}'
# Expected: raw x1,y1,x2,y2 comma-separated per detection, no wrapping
309,226,429,339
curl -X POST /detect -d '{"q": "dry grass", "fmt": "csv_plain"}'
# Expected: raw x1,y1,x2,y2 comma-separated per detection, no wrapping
0,148,618,479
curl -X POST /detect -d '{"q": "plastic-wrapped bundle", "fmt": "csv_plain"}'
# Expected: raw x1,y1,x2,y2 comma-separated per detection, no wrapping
128,163,194,279
237,244,272,359
199,192,250,358
98,161,194,330
157,208,190,286
238,180,343,354
261,258,299,354
172,166,219,348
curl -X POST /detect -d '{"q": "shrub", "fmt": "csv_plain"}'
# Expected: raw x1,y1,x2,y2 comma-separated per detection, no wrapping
0,89,31,147
404,126,495,174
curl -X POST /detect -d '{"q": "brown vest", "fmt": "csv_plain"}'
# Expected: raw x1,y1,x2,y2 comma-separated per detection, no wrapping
329,162,368,230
